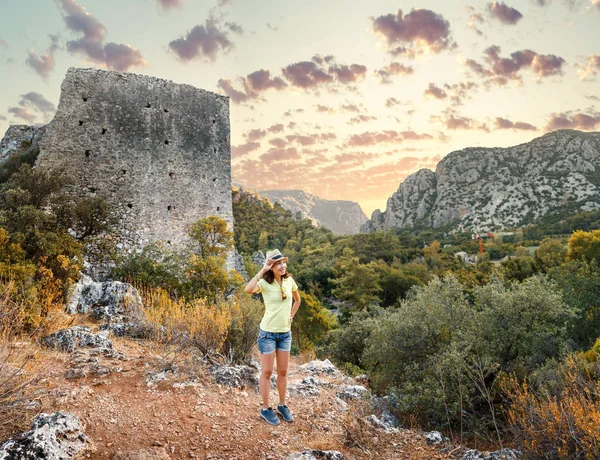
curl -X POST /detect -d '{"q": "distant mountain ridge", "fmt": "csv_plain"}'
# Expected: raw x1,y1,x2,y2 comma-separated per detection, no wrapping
256,189,368,235
362,130,600,233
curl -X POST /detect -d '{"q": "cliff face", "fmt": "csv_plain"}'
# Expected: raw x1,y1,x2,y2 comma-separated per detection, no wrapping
258,189,368,235
362,130,600,233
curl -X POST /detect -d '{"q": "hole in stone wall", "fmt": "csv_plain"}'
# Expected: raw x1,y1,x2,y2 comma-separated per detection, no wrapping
102,128,107,135
164,140,169,145
213,178,217,182
167,240,171,244
85,150,91,158
82,97,88,102
89,187,97,193
146,103,151,108
169,172,174,178
78,120,84,126
217,207,220,211
212,118,216,124
121,170,127,175
164,108,169,113
127,203,133,209
167,205,172,211
214,148,217,153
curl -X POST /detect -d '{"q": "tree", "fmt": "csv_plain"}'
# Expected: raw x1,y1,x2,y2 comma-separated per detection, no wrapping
330,248,381,316
188,215,234,259
568,230,600,264
291,292,335,350
535,238,567,271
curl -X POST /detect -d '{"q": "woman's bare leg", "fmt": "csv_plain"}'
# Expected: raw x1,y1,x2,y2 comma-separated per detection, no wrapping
275,350,290,405
260,352,276,408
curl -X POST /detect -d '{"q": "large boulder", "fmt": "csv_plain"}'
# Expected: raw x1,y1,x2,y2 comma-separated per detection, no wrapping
42,326,112,353
0,412,93,459
67,274,143,322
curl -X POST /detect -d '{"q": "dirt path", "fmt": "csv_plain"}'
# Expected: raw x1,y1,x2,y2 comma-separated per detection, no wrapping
37,338,460,459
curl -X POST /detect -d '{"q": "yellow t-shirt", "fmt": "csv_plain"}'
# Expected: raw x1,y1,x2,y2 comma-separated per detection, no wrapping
257,276,299,333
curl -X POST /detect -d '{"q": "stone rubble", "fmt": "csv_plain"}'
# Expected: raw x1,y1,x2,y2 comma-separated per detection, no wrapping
0,412,93,459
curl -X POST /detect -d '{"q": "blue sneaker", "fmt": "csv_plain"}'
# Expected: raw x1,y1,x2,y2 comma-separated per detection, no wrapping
276,404,294,422
260,407,280,426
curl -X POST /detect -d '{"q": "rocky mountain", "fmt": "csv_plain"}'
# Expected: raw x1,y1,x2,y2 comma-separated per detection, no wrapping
362,130,600,233
257,189,368,235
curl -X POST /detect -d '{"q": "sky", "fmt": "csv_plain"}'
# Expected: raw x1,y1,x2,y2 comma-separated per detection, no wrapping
1,0,599,216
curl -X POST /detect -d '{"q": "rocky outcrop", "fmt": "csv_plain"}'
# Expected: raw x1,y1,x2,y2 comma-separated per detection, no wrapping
67,274,143,322
211,365,259,389
42,326,113,353
0,412,93,459
0,124,44,162
363,130,600,232
460,448,522,460
257,189,368,235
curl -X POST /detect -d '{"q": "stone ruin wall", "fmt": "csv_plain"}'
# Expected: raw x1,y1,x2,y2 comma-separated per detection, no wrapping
37,68,233,257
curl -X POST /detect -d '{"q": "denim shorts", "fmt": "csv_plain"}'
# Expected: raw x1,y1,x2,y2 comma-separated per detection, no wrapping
257,328,292,354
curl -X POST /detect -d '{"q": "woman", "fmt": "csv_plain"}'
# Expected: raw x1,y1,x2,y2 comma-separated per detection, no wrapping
244,249,301,426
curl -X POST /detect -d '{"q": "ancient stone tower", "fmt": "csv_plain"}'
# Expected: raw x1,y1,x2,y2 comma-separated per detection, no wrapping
37,68,232,254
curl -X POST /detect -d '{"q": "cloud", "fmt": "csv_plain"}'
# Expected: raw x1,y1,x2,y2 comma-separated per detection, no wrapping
577,55,600,80
348,115,378,125
494,117,537,130
246,69,287,91
371,8,454,57
267,123,284,133
8,107,36,123
346,130,432,147
375,62,414,84
464,46,565,84
169,18,235,61
157,0,184,11
282,61,334,88
0,115,6,121
592,0,600,9
424,83,447,99
0,39,8,48
59,0,146,71
19,92,56,115
232,141,260,158
327,63,368,83
245,128,267,141
339,103,361,113
221,55,367,104
545,111,600,131
269,138,287,148
487,2,523,24
468,13,485,35
431,110,489,131
385,98,402,108
259,147,300,163
26,34,59,78
316,104,335,113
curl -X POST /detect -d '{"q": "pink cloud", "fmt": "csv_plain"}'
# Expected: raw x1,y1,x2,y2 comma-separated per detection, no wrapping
487,2,523,24
424,82,447,99
375,62,414,84
232,141,260,158
494,117,537,130
371,8,454,57
545,112,600,131
169,19,235,61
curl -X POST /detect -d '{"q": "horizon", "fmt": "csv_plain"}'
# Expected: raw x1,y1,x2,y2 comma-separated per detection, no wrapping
1,0,599,216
